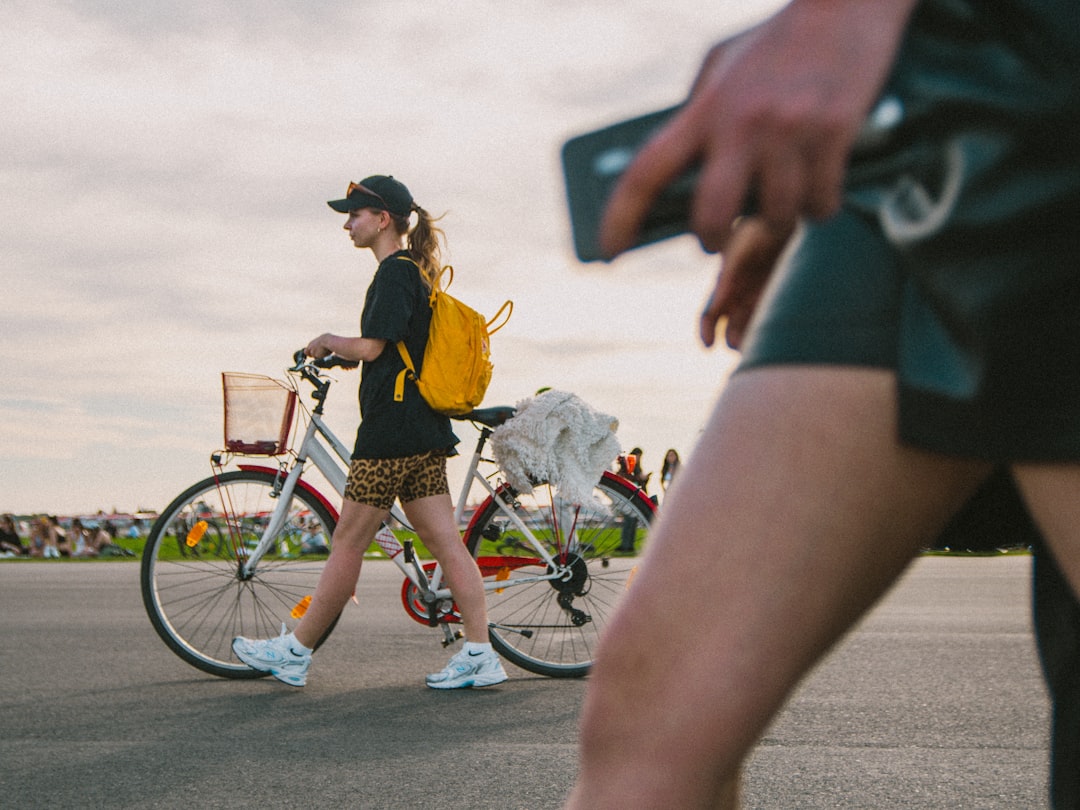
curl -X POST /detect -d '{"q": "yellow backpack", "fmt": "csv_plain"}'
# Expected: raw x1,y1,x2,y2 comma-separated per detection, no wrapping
394,265,512,416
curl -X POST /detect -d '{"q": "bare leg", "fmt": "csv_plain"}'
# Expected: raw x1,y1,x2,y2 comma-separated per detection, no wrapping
293,498,386,649
566,367,989,809
1013,466,1080,598
403,493,490,642
1007,467,1080,810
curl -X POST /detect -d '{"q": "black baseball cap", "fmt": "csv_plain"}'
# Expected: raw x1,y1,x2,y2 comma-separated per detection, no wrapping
327,175,415,217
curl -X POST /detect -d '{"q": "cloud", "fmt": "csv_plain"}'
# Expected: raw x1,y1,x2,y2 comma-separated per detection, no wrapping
1,0,777,512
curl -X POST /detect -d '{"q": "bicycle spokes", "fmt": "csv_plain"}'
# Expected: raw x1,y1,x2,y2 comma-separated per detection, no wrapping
141,469,339,679
465,472,655,678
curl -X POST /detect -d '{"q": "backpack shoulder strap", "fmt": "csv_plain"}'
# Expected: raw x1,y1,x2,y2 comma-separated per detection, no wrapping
394,342,416,403
391,254,428,402
429,265,453,304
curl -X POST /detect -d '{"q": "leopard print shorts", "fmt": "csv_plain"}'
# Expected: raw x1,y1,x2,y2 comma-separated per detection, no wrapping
343,450,450,511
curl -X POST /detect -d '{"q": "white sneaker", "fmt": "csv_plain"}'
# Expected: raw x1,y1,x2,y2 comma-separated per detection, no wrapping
426,647,508,690
232,624,311,687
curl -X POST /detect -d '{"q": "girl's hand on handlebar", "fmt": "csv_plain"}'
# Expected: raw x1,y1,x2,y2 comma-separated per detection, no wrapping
305,334,375,363
291,348,359,372
305,334,336,359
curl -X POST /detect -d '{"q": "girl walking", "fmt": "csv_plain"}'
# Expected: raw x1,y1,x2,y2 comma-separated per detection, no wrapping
233,175,506,690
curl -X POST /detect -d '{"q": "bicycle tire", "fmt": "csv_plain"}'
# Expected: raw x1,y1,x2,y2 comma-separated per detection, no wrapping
464,471,654,678
140,469,338,678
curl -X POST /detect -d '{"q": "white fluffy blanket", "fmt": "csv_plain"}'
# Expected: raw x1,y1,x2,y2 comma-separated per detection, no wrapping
490,390,620,507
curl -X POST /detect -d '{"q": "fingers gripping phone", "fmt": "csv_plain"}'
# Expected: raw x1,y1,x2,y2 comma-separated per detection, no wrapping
561,97,902,262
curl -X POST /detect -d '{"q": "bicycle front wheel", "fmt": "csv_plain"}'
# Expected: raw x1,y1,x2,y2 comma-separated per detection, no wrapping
141,469,338,678
465,472,654,678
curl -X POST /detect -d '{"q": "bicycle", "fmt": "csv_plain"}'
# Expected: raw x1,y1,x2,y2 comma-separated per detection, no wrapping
141,351,656,680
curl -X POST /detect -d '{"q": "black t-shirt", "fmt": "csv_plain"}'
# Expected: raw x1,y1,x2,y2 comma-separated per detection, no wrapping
353,251,459,459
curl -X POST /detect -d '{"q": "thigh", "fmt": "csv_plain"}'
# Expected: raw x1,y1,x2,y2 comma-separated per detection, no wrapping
583,366,990,798
400,493,459,555
343,454,435,512
332,496,389,551
398,453,457,552
1013,465,1080,600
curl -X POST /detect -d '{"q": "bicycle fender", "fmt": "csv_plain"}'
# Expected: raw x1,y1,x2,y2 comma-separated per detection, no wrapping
600,470,658,516
464,485,506,539
236,463,341,523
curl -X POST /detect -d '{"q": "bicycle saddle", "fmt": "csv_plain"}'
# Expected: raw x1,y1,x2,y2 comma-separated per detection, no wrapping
453,406,516,427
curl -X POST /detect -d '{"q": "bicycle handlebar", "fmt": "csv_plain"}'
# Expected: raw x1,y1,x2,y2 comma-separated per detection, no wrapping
290,349,360,373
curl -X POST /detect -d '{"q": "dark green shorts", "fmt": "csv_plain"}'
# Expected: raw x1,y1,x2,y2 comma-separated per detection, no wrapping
738,0,1080,463
738,205,1080,462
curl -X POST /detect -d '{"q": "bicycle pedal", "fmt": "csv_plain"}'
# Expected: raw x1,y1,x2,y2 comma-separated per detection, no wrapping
440,629,463,647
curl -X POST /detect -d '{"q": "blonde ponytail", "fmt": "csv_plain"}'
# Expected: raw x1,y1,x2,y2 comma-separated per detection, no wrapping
389,206,446,291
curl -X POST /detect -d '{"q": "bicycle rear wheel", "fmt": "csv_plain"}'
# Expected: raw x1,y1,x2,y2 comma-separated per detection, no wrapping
141,469,338,678
464,471,654,678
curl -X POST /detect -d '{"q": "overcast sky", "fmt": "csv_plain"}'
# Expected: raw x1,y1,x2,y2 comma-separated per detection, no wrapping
2,0,781,515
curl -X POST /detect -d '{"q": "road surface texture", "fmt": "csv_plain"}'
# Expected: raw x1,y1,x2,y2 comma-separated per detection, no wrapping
0,555,1049,808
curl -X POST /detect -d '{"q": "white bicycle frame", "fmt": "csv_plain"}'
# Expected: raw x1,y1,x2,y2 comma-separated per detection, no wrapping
239,390,573,642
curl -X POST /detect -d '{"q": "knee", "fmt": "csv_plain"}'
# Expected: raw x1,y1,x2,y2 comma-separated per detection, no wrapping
578,621,655,743
421,527,470,560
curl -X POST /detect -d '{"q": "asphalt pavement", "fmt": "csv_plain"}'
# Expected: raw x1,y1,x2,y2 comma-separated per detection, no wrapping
0,555,1050,808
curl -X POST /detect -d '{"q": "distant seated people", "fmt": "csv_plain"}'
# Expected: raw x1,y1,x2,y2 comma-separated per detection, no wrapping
300,519,330,555
71,519,117,557
70,518,92,557
93,523,123,555
30,516,60,558
49,516,71,557
28,518,45,557
0,513,24,557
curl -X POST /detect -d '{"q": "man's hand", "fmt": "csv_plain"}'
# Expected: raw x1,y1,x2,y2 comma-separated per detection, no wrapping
700,218,793,350
600,0,917,258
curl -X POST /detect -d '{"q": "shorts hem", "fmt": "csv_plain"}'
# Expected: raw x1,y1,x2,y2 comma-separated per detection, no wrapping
900,388,1080,462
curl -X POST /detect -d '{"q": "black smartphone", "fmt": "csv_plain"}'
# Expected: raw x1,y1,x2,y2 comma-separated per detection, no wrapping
561,104,698,263
561,96,898,262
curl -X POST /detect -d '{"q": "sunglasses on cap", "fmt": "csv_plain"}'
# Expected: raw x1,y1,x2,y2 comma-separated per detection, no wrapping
347,181,389,208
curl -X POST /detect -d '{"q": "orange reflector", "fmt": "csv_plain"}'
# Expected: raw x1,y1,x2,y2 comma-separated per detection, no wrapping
495,566,511,594
625,565,639,590
290,595,312,618
185,520,208,547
